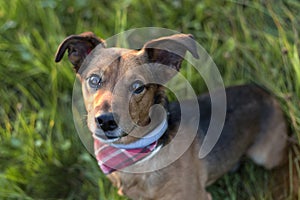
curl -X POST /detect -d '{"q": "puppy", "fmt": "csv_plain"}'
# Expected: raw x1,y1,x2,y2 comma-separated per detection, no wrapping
55,32,287,199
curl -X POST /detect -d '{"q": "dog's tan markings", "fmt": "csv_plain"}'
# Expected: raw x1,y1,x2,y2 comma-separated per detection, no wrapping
88,53,123,115
129,85,157,126
93,90,112,114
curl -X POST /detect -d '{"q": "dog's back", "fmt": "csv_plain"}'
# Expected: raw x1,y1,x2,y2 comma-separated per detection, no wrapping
168,84,287,185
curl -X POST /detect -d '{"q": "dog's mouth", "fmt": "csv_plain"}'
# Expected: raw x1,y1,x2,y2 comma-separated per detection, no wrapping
94,127,128,143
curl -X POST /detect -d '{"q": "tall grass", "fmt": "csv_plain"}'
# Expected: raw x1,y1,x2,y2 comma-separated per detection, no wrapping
0,0,299,199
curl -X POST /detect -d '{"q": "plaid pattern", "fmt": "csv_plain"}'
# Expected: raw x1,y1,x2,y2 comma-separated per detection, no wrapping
94,138,157,174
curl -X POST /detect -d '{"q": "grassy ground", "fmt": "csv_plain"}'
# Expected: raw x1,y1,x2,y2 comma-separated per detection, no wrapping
0,0,299,199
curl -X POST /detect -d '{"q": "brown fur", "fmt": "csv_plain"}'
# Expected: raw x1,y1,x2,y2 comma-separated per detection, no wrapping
55,32,288,199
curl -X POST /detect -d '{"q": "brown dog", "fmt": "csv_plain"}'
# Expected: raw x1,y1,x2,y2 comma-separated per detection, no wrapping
55,32,287,199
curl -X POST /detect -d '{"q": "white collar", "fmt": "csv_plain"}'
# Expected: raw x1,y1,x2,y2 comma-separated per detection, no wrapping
110,117,168,149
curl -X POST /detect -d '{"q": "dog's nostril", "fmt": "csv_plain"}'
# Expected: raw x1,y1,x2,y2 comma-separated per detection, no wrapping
96,118,103,126
95,113,118,132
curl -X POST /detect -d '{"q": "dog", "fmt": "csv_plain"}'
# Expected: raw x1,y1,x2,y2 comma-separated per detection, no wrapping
55,32,287,199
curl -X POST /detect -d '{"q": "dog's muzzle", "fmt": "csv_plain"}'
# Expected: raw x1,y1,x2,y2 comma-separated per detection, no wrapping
95,112,123,139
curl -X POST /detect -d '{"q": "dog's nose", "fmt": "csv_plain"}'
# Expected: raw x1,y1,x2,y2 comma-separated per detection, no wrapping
95,112,118,133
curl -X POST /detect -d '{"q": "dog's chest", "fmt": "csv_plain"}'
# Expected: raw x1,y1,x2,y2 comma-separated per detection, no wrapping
108,170,169,199
106,141,206,200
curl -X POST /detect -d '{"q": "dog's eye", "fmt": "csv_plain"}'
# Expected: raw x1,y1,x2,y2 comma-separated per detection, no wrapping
88,74,102,89
130,80,145,94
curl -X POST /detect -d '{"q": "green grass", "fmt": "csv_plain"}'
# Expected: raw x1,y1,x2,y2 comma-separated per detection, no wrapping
0,0,299,199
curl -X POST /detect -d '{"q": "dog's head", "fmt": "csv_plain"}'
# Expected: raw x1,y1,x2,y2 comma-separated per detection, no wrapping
55,32,198,146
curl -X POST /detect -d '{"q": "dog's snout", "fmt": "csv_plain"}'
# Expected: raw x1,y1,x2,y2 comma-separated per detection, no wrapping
96,113,118,132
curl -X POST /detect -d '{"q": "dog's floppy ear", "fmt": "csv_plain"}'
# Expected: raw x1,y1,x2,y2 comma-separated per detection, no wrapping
142,34,199,73
55,32,105,72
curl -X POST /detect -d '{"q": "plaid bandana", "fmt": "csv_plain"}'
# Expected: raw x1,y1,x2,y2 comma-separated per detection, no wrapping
94,138,158,174
94,117,168,174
